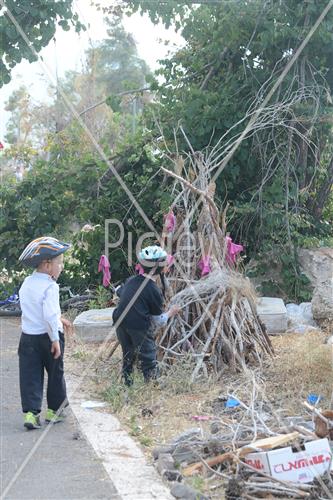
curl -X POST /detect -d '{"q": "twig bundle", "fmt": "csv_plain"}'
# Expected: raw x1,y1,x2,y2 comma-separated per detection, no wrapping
157,151,274,377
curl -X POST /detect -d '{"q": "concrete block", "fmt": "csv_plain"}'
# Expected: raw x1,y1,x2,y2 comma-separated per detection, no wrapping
73,307,116,342
257,297,287,334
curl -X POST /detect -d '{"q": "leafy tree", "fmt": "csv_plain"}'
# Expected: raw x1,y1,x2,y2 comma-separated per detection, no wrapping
46,17,151,140
0,128,170,290
2,1,333,302
87,17,150,98
0,0,85,86
4,85,32,144
3,15,151,166
4,84,53,147
122,1,333,230
117,0,333,300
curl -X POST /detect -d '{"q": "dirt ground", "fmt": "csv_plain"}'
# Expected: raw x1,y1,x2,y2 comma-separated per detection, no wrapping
66,329,332,498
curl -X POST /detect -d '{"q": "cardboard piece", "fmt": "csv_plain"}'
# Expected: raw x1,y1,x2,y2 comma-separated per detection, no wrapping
245,438,333,483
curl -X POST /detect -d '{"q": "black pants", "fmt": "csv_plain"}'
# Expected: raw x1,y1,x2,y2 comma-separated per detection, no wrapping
116,325,158,386
18,332,67,414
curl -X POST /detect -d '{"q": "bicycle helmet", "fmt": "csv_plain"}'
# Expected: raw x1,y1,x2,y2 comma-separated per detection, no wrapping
19,236,70,267
138,245,167,263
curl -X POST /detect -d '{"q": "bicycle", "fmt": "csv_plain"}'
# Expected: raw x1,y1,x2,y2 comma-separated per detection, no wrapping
60,286,95,312
0,292,22,317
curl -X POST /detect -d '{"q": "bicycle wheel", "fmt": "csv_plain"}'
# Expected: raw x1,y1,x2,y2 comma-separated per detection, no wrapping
0,304,22,317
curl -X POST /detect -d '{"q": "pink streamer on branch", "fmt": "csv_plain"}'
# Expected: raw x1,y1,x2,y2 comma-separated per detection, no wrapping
167,254,175,267
198,255,211,276
135,263,145,275
98,255,111,287
164,209,176,233
226,236,244,264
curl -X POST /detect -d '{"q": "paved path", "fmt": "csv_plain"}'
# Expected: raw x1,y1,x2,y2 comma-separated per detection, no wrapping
1,318,119,500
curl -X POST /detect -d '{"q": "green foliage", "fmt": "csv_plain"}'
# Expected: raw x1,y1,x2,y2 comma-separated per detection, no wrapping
2,1,333,305
0,0,85,86
0,128,170,291
128,0,333,302
101,371,146,413
0,16,169,291
0,268,27,297
121,0,193,29
0,148,106,271
88,286,110,309
63,133,170,289
248,247,313,302
88,17,150,98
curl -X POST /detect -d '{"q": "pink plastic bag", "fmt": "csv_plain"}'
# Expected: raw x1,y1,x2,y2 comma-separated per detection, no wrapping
164,209,176,233
167,254,175,267
226,236,243,264
135,263,145,275
198,255,211,276
98,255,111,287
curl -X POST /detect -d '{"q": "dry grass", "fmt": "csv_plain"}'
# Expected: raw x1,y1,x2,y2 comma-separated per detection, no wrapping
98,355,223,450
263,331,333,412
66,341,222,449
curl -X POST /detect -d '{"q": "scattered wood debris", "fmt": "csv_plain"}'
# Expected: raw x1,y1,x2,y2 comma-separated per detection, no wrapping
152,389,333,499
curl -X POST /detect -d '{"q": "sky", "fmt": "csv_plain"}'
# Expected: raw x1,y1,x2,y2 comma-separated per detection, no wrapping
0,0,184,141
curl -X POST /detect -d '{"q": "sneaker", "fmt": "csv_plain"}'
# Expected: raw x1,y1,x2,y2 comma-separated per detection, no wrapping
45,408,65,424
24,412,41,430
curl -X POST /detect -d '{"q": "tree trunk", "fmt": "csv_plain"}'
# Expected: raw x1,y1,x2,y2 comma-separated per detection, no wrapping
310,154,333,218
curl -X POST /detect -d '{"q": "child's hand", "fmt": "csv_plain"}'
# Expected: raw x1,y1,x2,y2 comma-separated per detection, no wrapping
51,341,61,359
168,305,181,317
61,317,74,336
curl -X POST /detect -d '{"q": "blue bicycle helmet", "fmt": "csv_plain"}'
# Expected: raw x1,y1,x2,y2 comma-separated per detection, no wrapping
19,236,70,267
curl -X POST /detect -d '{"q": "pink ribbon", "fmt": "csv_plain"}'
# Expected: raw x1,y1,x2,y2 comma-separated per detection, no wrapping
226,236,243,264
165,209,176,233
198,255,211,276
135,263,145,275
98,254,111,287
167,254,175,267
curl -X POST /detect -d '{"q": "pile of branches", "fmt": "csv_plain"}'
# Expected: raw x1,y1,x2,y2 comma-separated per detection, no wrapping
153,377,333,499
156,149,274,378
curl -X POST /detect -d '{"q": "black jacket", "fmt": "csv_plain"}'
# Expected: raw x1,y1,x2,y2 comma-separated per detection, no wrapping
112,275,163,330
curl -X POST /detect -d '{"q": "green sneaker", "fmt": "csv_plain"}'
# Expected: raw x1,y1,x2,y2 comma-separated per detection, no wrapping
24,412,41,430
45,408,65,424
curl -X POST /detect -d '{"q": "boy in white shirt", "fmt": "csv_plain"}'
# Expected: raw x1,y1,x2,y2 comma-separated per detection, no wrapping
18,237,72,430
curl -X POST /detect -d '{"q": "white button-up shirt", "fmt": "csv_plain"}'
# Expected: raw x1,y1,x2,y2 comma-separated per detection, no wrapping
19,272,63,342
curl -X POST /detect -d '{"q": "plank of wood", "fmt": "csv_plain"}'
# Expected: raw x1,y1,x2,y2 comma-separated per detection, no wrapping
238,431,300,455
182,432,300,476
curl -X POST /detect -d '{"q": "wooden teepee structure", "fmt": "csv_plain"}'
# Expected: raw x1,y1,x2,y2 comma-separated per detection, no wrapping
156,152,273,379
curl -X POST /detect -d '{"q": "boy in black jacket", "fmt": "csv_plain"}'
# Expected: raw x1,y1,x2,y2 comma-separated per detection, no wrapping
113,246,180,385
